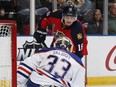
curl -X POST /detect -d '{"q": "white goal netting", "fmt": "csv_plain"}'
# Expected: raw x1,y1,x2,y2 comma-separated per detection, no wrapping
0,21,17,87
0,25,11,37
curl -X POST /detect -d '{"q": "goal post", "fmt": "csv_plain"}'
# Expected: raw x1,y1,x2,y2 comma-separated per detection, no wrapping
0,20,17,87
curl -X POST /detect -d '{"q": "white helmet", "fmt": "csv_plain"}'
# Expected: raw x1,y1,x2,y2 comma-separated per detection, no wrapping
54,36,73,52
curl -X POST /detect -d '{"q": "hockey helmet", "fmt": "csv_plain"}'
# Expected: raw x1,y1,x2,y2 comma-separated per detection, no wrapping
62,4,77,17
54,36,73,52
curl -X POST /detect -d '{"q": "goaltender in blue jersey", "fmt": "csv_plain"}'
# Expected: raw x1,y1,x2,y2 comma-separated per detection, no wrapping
17,36,85,87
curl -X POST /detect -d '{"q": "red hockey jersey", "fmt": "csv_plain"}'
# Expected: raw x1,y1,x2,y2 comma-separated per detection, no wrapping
37,10,88,58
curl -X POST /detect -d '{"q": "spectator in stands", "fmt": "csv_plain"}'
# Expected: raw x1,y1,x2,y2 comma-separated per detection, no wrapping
23,7,49,35
76,0,96,22
17,0,41,11
40,0,52,10
57,0,95,22
0,8,5,19
86,9,103,34
108,1,116,34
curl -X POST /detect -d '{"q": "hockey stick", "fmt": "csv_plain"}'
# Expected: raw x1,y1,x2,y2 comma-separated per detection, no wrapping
85,55,87,87
41,41,48,48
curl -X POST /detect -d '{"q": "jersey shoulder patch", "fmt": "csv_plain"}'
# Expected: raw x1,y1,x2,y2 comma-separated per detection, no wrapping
52,9,58,12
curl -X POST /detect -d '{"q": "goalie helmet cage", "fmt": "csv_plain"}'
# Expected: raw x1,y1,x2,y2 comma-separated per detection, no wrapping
0,20,17,87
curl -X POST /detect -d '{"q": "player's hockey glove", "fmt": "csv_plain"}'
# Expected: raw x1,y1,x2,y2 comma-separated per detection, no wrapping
33,27,47,43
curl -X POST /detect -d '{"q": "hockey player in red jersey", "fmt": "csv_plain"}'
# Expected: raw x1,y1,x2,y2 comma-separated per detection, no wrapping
34,4,88,59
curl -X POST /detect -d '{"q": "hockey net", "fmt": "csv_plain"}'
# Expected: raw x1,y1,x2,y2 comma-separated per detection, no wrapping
0,20,17,87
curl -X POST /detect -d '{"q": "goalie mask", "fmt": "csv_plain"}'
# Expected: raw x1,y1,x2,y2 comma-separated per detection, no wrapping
54,36,73,52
